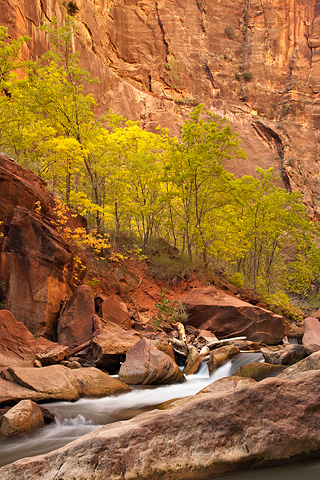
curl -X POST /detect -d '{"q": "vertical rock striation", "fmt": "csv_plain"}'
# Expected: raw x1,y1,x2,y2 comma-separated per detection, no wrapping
1,1,320,212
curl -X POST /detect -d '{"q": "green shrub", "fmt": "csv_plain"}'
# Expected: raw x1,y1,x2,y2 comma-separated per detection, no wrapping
0,282,6,309
263,292,303,322
153,288,188,331
242,71,253,82
225,25,235,40
228,272,245,288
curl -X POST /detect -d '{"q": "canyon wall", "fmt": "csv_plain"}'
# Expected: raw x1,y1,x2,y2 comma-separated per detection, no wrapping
1,0,320,214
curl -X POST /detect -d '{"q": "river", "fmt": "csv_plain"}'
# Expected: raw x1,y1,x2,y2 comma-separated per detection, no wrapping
1,352,320,479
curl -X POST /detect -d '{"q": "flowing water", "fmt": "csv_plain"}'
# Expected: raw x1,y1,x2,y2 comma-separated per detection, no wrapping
1,352,320,479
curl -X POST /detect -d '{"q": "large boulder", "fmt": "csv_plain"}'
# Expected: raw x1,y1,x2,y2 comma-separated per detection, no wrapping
185,287,287,344
57,285,95,347
118,338,185,385
3,371,320,479
96,294,131,329
0,310,36,367
302,316,320,355
0,365,129,404
0,400,44,437
92,321,141,372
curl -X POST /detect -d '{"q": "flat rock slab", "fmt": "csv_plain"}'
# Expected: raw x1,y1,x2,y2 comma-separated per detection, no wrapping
3,371,320,479
0,365,130,405
185,287,287,344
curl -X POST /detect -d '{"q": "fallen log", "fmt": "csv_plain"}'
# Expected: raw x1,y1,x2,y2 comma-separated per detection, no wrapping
67,341,91,358
207,336,247,349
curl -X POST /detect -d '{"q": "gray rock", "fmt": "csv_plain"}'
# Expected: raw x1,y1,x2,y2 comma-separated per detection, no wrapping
261,344,305,365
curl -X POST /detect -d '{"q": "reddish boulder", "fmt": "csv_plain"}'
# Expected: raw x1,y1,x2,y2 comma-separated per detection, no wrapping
118,338,184,385
57,285,95,347
96,294,131,330
302,316,320,355
185,287,287,344
92,321,141,372
72,367,130,397
0,310,36,367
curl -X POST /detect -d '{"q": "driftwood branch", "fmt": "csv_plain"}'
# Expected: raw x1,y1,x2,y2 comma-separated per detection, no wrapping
67,341,91,357
207,336,247,349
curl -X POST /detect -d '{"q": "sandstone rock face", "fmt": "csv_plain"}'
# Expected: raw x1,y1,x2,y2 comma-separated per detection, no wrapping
92,322,141,372
261,344,306,365
198,376,256,395
0,365,129,404
302,316,320,355
0,155,86,337
208,345,240,375
185,287,287,344
0,400,44,437
4,206,74,337
277,350,320,379
57,285,95,347
0,310,36,367
3,371,320,479
97,294,132,330
2,3,320,216
118,338,184,385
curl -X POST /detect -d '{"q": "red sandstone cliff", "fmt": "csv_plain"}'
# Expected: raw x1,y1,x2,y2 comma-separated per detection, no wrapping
1,0,320,214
